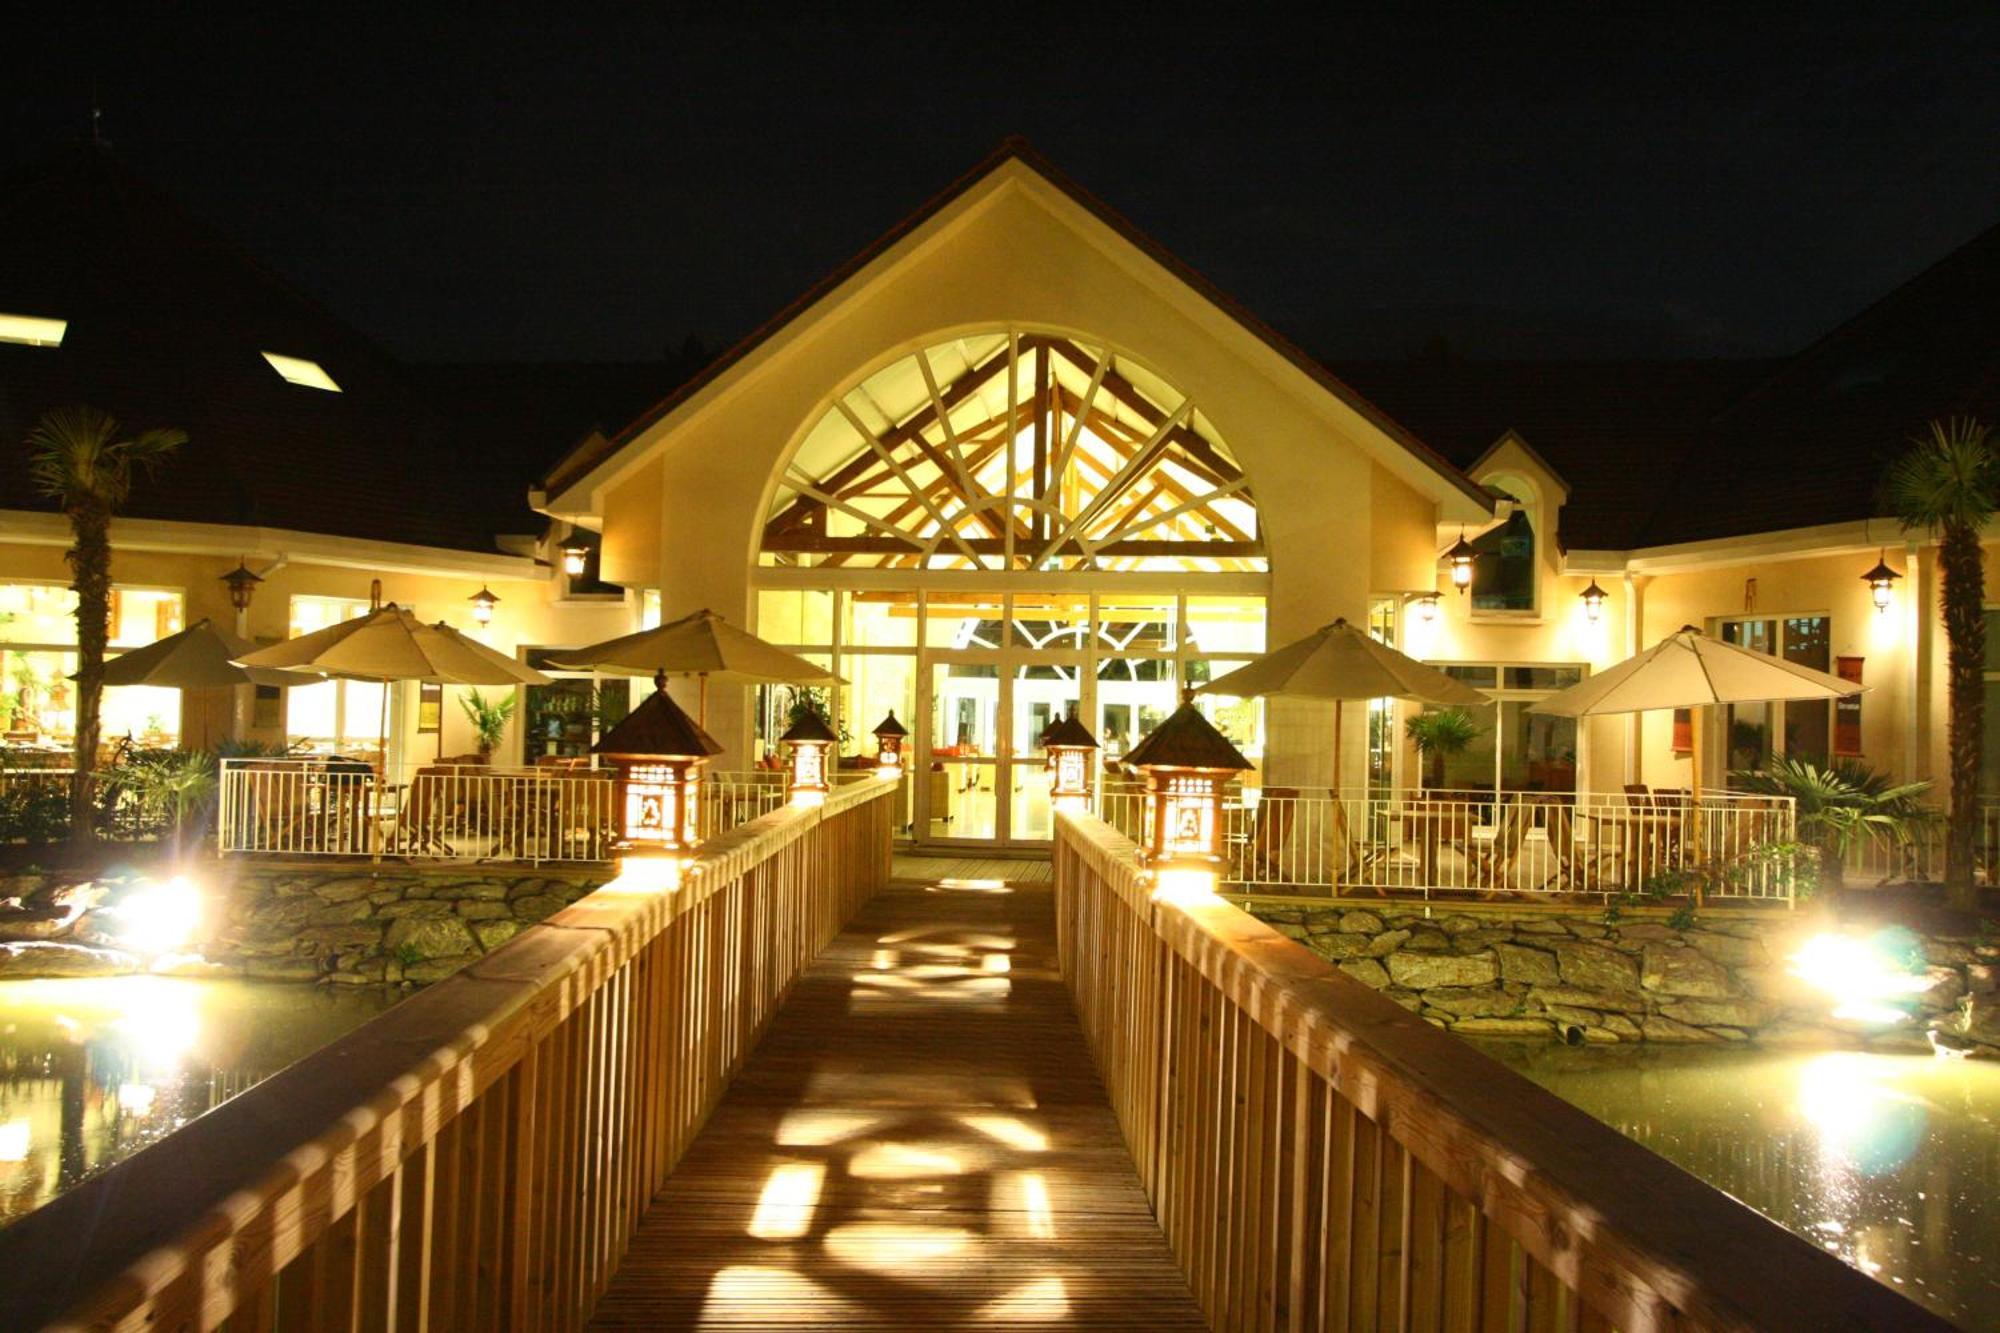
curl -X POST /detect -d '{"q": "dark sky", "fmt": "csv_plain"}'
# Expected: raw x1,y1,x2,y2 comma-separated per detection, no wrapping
8,6,1999,364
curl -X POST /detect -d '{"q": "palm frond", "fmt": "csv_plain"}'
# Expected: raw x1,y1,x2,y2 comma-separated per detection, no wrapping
1883,416,1999,535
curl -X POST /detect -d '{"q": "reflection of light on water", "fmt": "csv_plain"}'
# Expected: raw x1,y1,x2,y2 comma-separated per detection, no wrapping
109,980,202,1070
1789,932,1928,1026
1797,1053,1926,1177
115,1083,157,1117
0,1120,28,1162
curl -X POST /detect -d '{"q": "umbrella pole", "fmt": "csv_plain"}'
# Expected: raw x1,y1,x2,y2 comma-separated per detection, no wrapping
1332,700,1344,897
1689,704,1705,906
374,681,390,862
699,672,709,727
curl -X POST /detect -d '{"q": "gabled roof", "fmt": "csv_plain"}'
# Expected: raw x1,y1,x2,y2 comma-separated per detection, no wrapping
538,138,1492,516
595,684,725,758
0,143,534,554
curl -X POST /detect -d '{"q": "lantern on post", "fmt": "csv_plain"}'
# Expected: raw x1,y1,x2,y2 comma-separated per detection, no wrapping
1041,709,1099,813
872,710,909,778
468,585,500,627
593,681,724,857
1124,690,1254,888
1444,531,1478,594
781,709,837,805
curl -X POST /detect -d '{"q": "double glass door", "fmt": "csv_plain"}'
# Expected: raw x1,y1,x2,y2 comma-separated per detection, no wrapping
922,649,1084,845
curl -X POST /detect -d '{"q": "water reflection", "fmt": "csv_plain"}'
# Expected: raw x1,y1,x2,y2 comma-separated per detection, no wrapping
0,976,399,1227
1477,1041,2000,1328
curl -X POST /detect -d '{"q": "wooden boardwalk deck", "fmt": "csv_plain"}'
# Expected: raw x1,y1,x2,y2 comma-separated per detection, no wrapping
591,861,1204,1331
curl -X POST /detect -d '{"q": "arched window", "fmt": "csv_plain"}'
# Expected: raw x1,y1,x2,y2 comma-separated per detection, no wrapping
760,331,1262,572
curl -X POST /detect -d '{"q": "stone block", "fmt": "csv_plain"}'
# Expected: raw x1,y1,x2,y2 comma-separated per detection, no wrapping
472,919,521,951
1597,1013,1642,1039
1366,929,1411,957
455,900,511,921
1684,929,1767,968
1419,985,1518,1017
0,940,141,978
377,900,453,920
1338,910,1384,934
305,899,375,927
1438,915,1481,935
1337,958,1390,989
1384,988,1424,1012
1640,944,1733,999
385,915,477,961
511,893,568,922
1565,921,1609,939
1640,1015,1723,1043
1660,998,1770,1029
1514,917,1570,935
1403,927,1453,953
1614,923,1681,944
1552,940,1640,992
1450,1017,1554,1038
244,955,322,982
1493,942,1561,986
294,923,385,951
1269,921,1310,942
1308,933,1373,961
449,881,511,901
309,877,383,904
404,954,480,984
1387,951,1497,990
1529,985,1647,1014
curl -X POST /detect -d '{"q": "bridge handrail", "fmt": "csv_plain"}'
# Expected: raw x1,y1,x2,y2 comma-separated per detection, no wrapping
1052,808,1945,1332
0,777,898,1330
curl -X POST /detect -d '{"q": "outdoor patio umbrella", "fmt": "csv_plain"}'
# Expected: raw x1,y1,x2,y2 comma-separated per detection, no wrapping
1529,624,1864,802
1195,617,1488,790
549,607,841,724
236,604,552,761
91,618,298,690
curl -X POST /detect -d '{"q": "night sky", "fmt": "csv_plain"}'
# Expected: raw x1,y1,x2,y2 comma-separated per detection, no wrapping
8,7,1998,365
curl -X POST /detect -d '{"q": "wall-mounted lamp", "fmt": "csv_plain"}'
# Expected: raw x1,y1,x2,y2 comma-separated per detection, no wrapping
1579,579,1608,623
468,586,499,626
1444,532,1478,594
1413,591,1440,624
560,544,590,578
220,561,263,613
1861,551,1901,615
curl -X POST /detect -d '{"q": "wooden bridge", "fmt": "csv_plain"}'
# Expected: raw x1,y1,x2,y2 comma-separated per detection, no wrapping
0,780,1947,1330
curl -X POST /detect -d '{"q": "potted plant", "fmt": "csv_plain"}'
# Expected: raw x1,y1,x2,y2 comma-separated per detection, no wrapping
459,689,517,764
1405,707,1482,793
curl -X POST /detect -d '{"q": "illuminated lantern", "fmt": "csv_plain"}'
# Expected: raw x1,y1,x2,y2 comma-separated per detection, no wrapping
1579,578,1608,623
1444,532,1478,594
1861,552,1900,615
468,585,500,626
872,710,909,778
1413,591,1440,624
220,560,262,612
782,709,837,804
593,681,724,856
1042,709,1099,812
560,544,590,577
1124,691,1253,872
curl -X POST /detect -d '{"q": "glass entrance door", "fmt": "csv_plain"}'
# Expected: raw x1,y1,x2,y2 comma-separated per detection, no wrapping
921,649,1084,845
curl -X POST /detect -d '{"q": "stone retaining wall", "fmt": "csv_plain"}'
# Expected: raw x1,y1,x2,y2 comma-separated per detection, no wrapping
1247,901,2000,1053
0,862,606,986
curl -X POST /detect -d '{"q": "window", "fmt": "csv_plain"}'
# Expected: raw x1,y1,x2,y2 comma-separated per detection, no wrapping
1423,662,1584,793
1470,496,1536,613
0,313,66,347
1980,611,2000,797
1,583,184,751
1718,616,1832,771
521,649,631,764
1366,597,1398,797
285,596,382,757
260,351,341,392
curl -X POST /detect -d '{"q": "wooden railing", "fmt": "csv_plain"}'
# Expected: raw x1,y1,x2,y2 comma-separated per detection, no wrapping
1051,810,1945,1332
0,777,897,1331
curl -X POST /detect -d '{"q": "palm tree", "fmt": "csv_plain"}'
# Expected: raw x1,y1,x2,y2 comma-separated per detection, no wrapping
25,407,184,843
1884,416,1997,910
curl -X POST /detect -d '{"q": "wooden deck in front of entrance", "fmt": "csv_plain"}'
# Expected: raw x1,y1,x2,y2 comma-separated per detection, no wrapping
590,857,1202,1330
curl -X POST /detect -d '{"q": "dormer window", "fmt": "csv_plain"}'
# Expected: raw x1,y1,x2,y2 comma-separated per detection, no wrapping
1471,491,1537,614
0,314,67,347
260,351,341,392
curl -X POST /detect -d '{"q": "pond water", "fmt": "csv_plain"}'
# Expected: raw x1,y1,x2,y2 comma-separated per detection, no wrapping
0,977,401,1228
1476,1040,2000,1329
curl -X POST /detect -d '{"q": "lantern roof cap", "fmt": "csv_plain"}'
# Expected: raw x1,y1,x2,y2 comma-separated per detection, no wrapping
1124,697,1252,772
1861,557,1901,582
872,709,909,738
1444,533,1479,562
594,684,725,758
1042,710,1099,748
780,710,838,744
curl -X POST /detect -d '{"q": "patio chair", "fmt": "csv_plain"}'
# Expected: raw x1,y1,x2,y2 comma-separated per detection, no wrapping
1239,786,1299,883
1470,798,1532,895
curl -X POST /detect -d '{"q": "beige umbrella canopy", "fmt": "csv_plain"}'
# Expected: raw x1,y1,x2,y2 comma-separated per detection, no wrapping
90,619,297,690
550,608,841,723
1196,617,1487,789
1531,625,1864,799
237,605,550,686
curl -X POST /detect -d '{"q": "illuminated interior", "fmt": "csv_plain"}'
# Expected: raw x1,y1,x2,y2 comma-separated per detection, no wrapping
0,313,67,348
258,350,342,392
0,583,185,750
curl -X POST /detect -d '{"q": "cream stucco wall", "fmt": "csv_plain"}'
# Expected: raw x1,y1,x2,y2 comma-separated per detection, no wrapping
0,538,638,765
